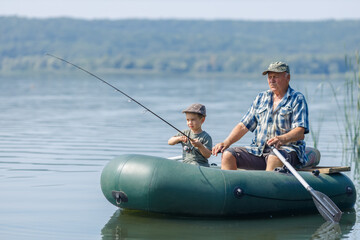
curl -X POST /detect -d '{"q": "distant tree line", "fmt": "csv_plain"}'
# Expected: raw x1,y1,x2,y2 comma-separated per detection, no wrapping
0,17,359,76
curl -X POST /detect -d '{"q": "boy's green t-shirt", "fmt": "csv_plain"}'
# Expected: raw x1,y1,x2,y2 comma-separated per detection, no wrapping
176,129,212,166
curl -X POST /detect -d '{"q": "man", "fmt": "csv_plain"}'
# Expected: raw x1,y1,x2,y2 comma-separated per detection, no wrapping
212,62,309,171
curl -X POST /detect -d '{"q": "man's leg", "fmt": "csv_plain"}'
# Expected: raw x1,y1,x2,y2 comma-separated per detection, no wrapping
265,149,300,171
221,151,238,170
265,155,283,171
221,147,266,170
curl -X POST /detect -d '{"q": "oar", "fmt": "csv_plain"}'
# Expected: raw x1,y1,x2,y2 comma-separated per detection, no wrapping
271,146,342,223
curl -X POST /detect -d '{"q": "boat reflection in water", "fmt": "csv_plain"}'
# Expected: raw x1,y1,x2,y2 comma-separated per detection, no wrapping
101,209,356,240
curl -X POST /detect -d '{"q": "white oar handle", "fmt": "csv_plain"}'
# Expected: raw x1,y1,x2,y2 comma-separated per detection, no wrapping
271,147,312,191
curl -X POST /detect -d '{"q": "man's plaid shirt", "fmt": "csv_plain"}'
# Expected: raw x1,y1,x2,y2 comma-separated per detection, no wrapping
240,86,309,166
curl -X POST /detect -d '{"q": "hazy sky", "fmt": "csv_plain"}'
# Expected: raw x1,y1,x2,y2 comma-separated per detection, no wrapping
1,0,359,21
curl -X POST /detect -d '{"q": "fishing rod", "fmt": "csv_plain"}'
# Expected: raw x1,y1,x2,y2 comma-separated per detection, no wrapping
46,53,194,142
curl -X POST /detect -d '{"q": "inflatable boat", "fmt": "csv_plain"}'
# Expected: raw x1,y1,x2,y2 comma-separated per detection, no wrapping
100,152,356,217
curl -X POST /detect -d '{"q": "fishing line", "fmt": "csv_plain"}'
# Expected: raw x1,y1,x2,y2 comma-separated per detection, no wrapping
46,54,194,142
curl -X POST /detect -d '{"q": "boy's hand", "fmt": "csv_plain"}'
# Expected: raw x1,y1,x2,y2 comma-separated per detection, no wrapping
168,135,189,145
190,138,212,159
190,138,202,148
179,136,188,143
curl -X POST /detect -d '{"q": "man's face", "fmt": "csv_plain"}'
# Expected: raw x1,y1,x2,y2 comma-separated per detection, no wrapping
267,72,290,95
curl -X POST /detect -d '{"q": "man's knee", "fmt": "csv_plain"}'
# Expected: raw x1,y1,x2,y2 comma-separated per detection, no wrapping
267,156,281,164
266,156,283,171
221,151,237,170
222,150,233,159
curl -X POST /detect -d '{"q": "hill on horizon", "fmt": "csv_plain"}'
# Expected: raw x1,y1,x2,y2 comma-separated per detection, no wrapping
0,17,359,76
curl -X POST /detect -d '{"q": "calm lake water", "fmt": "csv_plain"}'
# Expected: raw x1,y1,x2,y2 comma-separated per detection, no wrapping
0,75,358,239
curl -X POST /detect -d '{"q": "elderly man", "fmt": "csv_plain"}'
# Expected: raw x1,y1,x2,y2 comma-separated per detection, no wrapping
212,62,309,171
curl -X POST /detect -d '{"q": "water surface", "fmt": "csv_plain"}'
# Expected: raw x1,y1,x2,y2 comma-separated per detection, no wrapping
0,76,358,239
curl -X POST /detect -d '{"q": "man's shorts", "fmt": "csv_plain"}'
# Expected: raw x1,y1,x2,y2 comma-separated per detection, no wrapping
225,146,300,170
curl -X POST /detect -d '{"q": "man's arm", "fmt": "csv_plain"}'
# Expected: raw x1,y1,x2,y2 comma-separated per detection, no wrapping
267,126,305,148
212,122,249,156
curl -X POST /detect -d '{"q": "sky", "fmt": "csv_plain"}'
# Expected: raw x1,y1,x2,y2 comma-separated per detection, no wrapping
0,0,359,21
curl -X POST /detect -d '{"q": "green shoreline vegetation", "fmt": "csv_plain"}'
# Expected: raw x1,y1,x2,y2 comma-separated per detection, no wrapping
1,17,359,77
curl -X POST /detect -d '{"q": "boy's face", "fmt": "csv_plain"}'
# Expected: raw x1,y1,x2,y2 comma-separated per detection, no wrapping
185,113,205,132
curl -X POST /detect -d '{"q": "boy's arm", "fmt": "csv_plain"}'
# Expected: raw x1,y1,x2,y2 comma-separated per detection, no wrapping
168,136,187,145
190,139,212,159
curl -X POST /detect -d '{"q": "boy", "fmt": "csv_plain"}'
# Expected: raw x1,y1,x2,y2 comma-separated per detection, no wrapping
168,103,212,167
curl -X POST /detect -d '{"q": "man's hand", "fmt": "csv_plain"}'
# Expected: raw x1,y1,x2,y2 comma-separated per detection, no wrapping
212,142,230,156
267,127,305,148
267,136,285,148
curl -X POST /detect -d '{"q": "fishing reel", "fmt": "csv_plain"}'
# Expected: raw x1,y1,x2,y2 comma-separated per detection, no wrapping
183,144,194,153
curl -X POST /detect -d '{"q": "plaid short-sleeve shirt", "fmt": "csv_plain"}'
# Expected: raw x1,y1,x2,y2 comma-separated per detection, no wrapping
240,86,309,165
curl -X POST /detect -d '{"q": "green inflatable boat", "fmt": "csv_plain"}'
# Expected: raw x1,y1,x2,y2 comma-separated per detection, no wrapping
100,154,356,217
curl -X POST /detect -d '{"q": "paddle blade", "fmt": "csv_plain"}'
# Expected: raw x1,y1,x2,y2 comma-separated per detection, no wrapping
311,190,342,223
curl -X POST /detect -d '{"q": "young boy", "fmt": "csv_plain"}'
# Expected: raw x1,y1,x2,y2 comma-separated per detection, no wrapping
168,103,212,167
